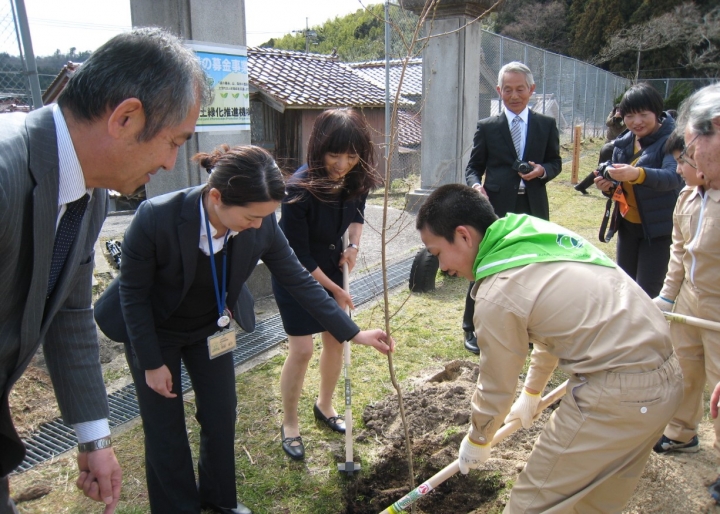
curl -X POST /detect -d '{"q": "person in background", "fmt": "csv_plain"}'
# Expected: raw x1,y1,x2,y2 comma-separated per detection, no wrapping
594,82,682,298
650,84,720,505
417,183,681,513
462,61,562,355
94,145,394,514
0,27,208,514
272,108,383,461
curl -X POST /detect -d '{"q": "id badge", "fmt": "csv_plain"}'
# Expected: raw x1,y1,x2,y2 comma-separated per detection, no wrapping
207,327,236,359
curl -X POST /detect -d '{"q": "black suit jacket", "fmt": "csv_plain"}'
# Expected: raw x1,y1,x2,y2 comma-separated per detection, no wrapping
94,186,360,370
465,110,562,220
0,107,109,476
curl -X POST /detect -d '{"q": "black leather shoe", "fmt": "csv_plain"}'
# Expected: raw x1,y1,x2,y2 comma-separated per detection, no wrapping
281,425,305,461
313,403,345,433
201,501,252,514
464,331,480,355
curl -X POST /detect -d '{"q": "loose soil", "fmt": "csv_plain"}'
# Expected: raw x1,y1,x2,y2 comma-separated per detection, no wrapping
341,360,720,514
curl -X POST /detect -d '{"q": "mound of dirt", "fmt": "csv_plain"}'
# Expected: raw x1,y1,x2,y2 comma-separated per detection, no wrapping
342,360,720,514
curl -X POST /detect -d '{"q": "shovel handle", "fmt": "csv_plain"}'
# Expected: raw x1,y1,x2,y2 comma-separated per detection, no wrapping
378,379,568,514
664,312,720,333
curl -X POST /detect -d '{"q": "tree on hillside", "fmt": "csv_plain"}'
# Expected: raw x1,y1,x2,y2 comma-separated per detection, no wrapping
260,4,418,62
499,0,570,55
594,3,720,78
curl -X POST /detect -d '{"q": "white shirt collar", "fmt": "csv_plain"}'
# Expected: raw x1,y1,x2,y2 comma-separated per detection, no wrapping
52,104,92,206
198,194,238,256
504,105,530,125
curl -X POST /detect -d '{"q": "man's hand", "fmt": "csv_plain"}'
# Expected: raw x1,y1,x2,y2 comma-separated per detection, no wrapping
146,365,177,398
504,388,541,429
652,296,674,313
471,183,488,198
458,434,491,474
712,382,720,419
76,448,122,513
351,329,396,355
522,161,546,181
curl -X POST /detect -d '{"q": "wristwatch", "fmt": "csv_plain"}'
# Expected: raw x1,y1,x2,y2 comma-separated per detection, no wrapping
78,435,113,453
347,243,359,251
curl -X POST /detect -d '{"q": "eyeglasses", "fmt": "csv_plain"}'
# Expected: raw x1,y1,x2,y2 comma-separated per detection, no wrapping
679,134,699,170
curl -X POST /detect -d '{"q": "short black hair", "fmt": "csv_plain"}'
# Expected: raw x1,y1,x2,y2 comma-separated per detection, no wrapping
618,83,664,119
664,131,685,155
416,184,498,243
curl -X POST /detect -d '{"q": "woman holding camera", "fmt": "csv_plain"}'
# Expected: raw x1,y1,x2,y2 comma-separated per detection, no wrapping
595,83,682,297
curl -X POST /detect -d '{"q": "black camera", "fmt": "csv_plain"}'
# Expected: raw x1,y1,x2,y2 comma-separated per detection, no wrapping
574,161,616,195
512,159,533,175
596,161,615,180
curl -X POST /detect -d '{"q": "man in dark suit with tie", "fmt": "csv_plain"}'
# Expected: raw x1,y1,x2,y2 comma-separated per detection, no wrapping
0,28,209,513
462,61,562,354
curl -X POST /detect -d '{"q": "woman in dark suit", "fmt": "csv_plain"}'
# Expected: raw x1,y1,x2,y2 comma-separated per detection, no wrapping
94,145,393,514
272,109,382,461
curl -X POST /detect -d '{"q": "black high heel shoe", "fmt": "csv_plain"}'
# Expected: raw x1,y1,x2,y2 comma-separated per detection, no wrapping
313,403,345,433
281,425,304,461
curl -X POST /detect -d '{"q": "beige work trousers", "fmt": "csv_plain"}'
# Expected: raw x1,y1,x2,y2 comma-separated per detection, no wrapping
664,283,720,456
505,354,682,514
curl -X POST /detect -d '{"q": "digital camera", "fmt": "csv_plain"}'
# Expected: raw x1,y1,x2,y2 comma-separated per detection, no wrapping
512,159,533,175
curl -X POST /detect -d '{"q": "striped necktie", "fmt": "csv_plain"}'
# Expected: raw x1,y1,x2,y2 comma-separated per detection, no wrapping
511,115,523,158
47,194,90,297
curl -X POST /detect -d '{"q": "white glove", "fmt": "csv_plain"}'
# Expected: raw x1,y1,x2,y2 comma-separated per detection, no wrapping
458,434,491,474
652,296,674,313
504,389,542,429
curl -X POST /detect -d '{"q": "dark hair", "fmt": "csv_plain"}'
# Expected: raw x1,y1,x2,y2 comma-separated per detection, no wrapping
664,131,685,155
58,27,210,142
618,83,664,119
194,145,285,207
302,108,382,200
416,184,498,243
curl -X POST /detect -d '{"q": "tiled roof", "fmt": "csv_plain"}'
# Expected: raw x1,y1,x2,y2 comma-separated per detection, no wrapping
396,108,421,147
348,59,422,98
248,47,412,109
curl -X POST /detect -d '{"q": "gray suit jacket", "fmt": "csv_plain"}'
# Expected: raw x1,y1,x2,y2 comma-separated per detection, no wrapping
464,110,562,220
94,186,360,370
0,106,109,476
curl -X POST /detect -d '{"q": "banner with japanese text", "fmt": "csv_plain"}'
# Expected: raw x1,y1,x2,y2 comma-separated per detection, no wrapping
187,41,249,132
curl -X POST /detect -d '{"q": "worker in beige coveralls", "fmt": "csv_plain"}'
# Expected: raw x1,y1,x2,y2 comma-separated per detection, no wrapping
416,183,683,513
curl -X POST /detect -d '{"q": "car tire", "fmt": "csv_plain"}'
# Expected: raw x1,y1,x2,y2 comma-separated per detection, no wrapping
409,247,439,292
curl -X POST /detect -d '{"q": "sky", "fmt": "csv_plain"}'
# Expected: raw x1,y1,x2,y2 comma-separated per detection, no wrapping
16,0,383,57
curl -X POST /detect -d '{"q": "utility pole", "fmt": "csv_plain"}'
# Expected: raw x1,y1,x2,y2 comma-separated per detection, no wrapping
293,17,317,54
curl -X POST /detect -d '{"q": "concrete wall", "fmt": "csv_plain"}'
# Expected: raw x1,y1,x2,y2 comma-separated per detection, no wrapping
130,0,251,198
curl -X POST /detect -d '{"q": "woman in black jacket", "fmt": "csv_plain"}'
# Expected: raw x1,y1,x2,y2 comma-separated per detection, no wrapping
595,83,682,297
95,145,393,514
272,109,383,460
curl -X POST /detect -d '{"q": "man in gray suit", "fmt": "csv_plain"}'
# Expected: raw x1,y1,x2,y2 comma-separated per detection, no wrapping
0,28,209,513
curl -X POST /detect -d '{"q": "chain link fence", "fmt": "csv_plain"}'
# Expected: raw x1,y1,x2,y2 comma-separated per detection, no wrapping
477,31,630,143
0,0,30,109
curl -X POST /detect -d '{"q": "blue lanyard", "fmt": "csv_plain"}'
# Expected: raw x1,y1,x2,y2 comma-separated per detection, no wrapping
203,203,229,319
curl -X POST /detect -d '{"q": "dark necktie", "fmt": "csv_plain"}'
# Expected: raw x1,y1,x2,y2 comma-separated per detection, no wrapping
47,194,90,297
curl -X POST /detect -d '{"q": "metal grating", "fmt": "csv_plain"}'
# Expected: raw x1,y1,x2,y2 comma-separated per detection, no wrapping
14,255,414,473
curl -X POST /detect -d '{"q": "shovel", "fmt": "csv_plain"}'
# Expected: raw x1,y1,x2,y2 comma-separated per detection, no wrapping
378,379,569,514
338,231,361,475
664,312,720,333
